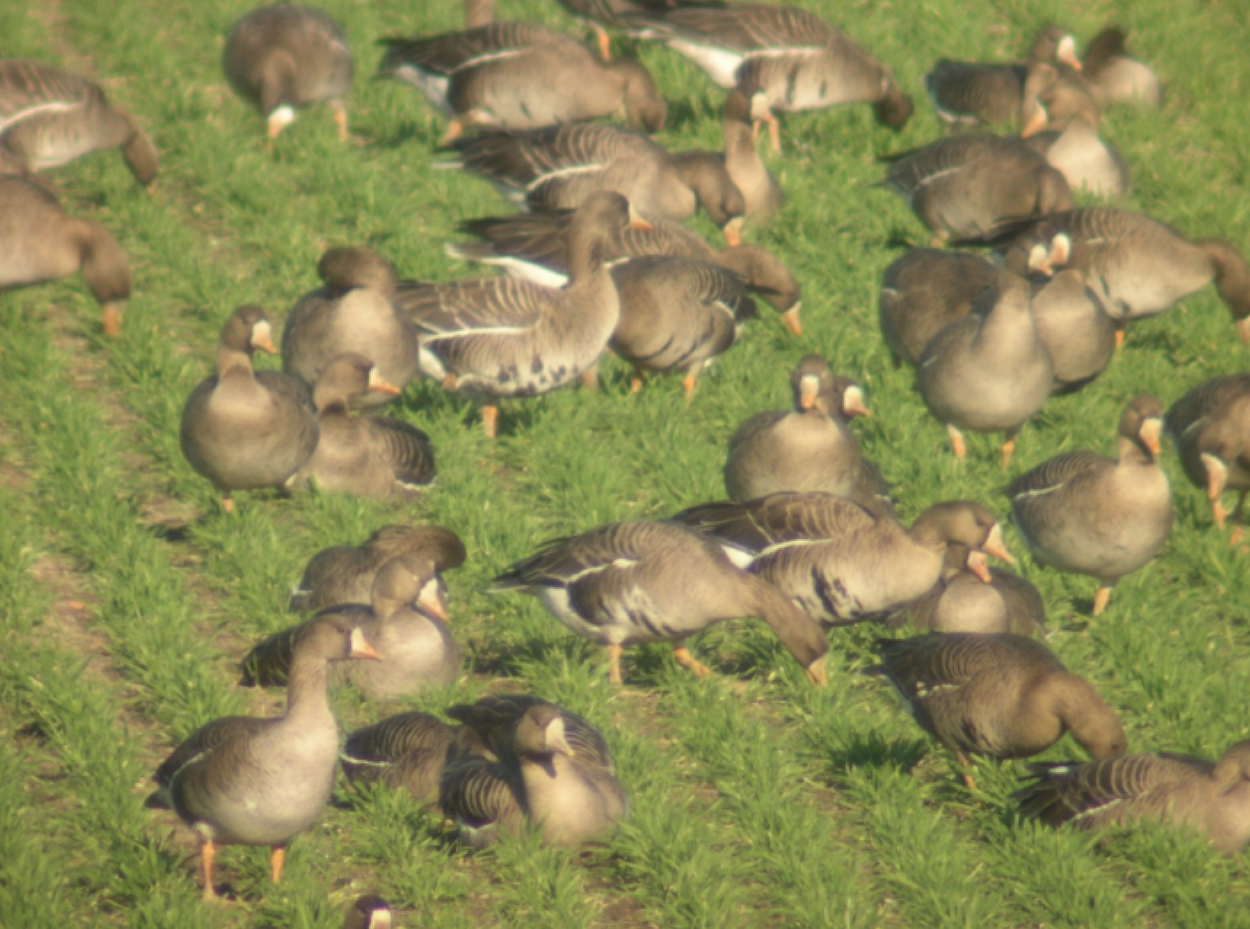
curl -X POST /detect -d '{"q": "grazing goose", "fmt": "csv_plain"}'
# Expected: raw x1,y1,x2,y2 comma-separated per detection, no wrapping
289,354,435,499
492,520,830,685
1081,27,1162,109
290,524,466,613
346,896,393,929
146,617,380,900
723,355,887,509
723,86,783,226
1165,374,1250,541
868,633,1126,787
281,247,420,407
609,256,757,398
243,552,460,699
878,248,999,365
342,711,476,805
1001,209,1250,343
0,176,130,337
448,124,745,242
222,4,354,140
1005,395,1172,616
1025,116,1129,198
439,697,628,847
0,59,159,185
1018,741,1250,854
1029,264,1117,393
447,211,801,329
673,494,1014,627
625,3,913,151
880,134,1074,245
393,192,634,438
916,272,1054,467
179,306,318,513
377,23,666,141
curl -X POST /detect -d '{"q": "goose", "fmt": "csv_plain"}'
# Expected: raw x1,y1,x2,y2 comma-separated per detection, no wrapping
439,696,628,847
447,211,801,330
447,124,745,243
146,616,380,900
1018,741,1250,854
243,552,459,699
393,191,636,438
624,3,912,151
878,248,999,366
1165,374,1250,541
880,134,1073,245
672,494,1014,627
289,354,435,499
0,59,158,185
1001,209,1250,343
868,633,1126,788
916,272,1054,467
609,255,758,398
491,520,830,685
281,247,420,408
342,711,476,805
289,524,466,613
0,176,130,337
1081,27,1162,109
179,306,318,514
1024,116,1129,198
723,355,888,510
722,85,783,226
377,22,666,142
1028,263,1117,393
1018,60,1101,138
1005,395,1172,615
551,0,706,61
346,896,394,929
222,4,354,140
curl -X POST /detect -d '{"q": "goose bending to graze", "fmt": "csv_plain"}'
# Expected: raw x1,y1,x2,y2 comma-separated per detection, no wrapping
290,524,465,613
394,192,636,438
673,494,1013,626
1002,209,1250,343
0,59,158,184
223,4,354,140
916,272,1053,468
492,520,829,686
1006,395,1172,616
879,134,1073,245
180,306,318,514
1018,741,1250,854
878,249,999,365
0,176,130,337
243,553,459,699
868,633,1126,788
281,247,419,407
1081,27,1162,109
447,124,745,243
377,22,665,141
342,711,477,805
290,354,435,499
1165,374,1250,541
624,3,912,152
1025,117,1129,198
146,617,380,900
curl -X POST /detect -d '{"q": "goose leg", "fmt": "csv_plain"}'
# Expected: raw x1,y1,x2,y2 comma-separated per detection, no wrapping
1092,585,1113,616
681,370,699,403
607,644,623,685
1204,454,1229,529
481,405,499,439
200,839,217,901
945,424,967,460
629,369,645,395
333,107,349,142
1000,432,1018,471
955,752,979,792
767,116,781,155
593,24,611,61
1115,328,1125,350
221,492,235,515
270,845,286,884
672,644,712,679
101,302,123,338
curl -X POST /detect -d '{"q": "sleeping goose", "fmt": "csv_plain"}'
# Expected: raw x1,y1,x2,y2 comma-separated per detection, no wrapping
1029,263,1117,393
624,3,912,151
377,22,666,141
723,355,888,510
868,633,1126,787
672,494,1014,626
880,134,1073,245
146,616,380,900
878,248,999,366
1164,374,1250,541
222,4,354,140
1081,27,1162,109
0,59,159,185
243,552,459,699
179,306,318,514
0,176,130,337
916,272,1054,467
393,191,635,438
1024,116,1130,198
448,124,745,243
1005,395,1172,616
1001,209,1250,343
342,711,478,805
290,354,435,499
289,524,466,613
281,247,420,407
1018,741,1250,854
491,520,830,686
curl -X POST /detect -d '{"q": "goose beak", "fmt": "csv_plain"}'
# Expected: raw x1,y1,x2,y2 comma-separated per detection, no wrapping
251,320,278,354
1021,104,1049,139
843,385,871,418
781,304,803,336
627,204,653,231
798,374,820,410
1057,36,1082,70
418,579,450,623
349,628,382,660
1139,418,1163,457
966,550,992,583
1048,233,1072,268
806,655,828,687
1237,317,1250,344
982,523,1015,565
546,717,574,757
722,216,744,247
1027,243,1054,277
367,367,402,395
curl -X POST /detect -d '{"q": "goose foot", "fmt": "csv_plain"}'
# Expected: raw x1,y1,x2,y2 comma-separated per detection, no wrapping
681,371,698,403
221,493,235,515
200,839,218,901
481,405,498,439
333,108,349,142
1092,585,1112,616
101,302,123,338
270,845,286,884
672,644,712,679
1115,329,1125,350
946,425,966,460
607,644,623,685
629,371,645,395
1000,436,1016,470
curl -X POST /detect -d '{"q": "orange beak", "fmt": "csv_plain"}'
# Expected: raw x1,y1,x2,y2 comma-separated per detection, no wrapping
349,628,382,660
798,375,819,411
981,523,1015,565
1021,104,1049,139
722,217,744,248
842,385,871,418
966,550,992,583
781,305,803,337
1139,419,1163,458
368,368,402,396
418,580,451,623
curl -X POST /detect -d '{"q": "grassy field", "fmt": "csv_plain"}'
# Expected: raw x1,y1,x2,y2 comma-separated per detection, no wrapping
2,0,1249,925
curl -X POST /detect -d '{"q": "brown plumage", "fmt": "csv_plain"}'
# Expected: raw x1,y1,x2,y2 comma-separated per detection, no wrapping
878,248,998,365
342,711,477,805
1165,374,1250,539
722,86,783,226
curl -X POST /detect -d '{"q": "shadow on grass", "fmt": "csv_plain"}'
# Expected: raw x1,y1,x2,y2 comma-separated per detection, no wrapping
822,730,929,775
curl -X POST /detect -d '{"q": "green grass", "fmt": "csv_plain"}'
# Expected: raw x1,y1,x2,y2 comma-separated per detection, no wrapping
1,0,1249,926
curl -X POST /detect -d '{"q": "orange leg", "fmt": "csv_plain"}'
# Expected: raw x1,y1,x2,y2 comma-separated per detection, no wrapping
681,370,699,403
221,493,235,515
1115,329,1125,350
333,108,349,142
1212,498,1228,531
956,753,979,792
607,644,623,685
270,845,286,884
767,116,781,154
629,370,645,395
101,303,123,338
946,424,967,460
481,405,499,439
1092,585,1112,616
672,644,713,679
200,839,217,902
1000,435,1017,471
594,25,611,61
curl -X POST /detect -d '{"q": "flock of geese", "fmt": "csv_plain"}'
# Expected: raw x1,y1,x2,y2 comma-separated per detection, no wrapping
3,0,1250,918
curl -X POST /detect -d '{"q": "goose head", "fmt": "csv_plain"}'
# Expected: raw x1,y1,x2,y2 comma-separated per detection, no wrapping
312,352,401,412
1119,394,1164,461
371,552,450,623
608,57,667,132
318,246,399,298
